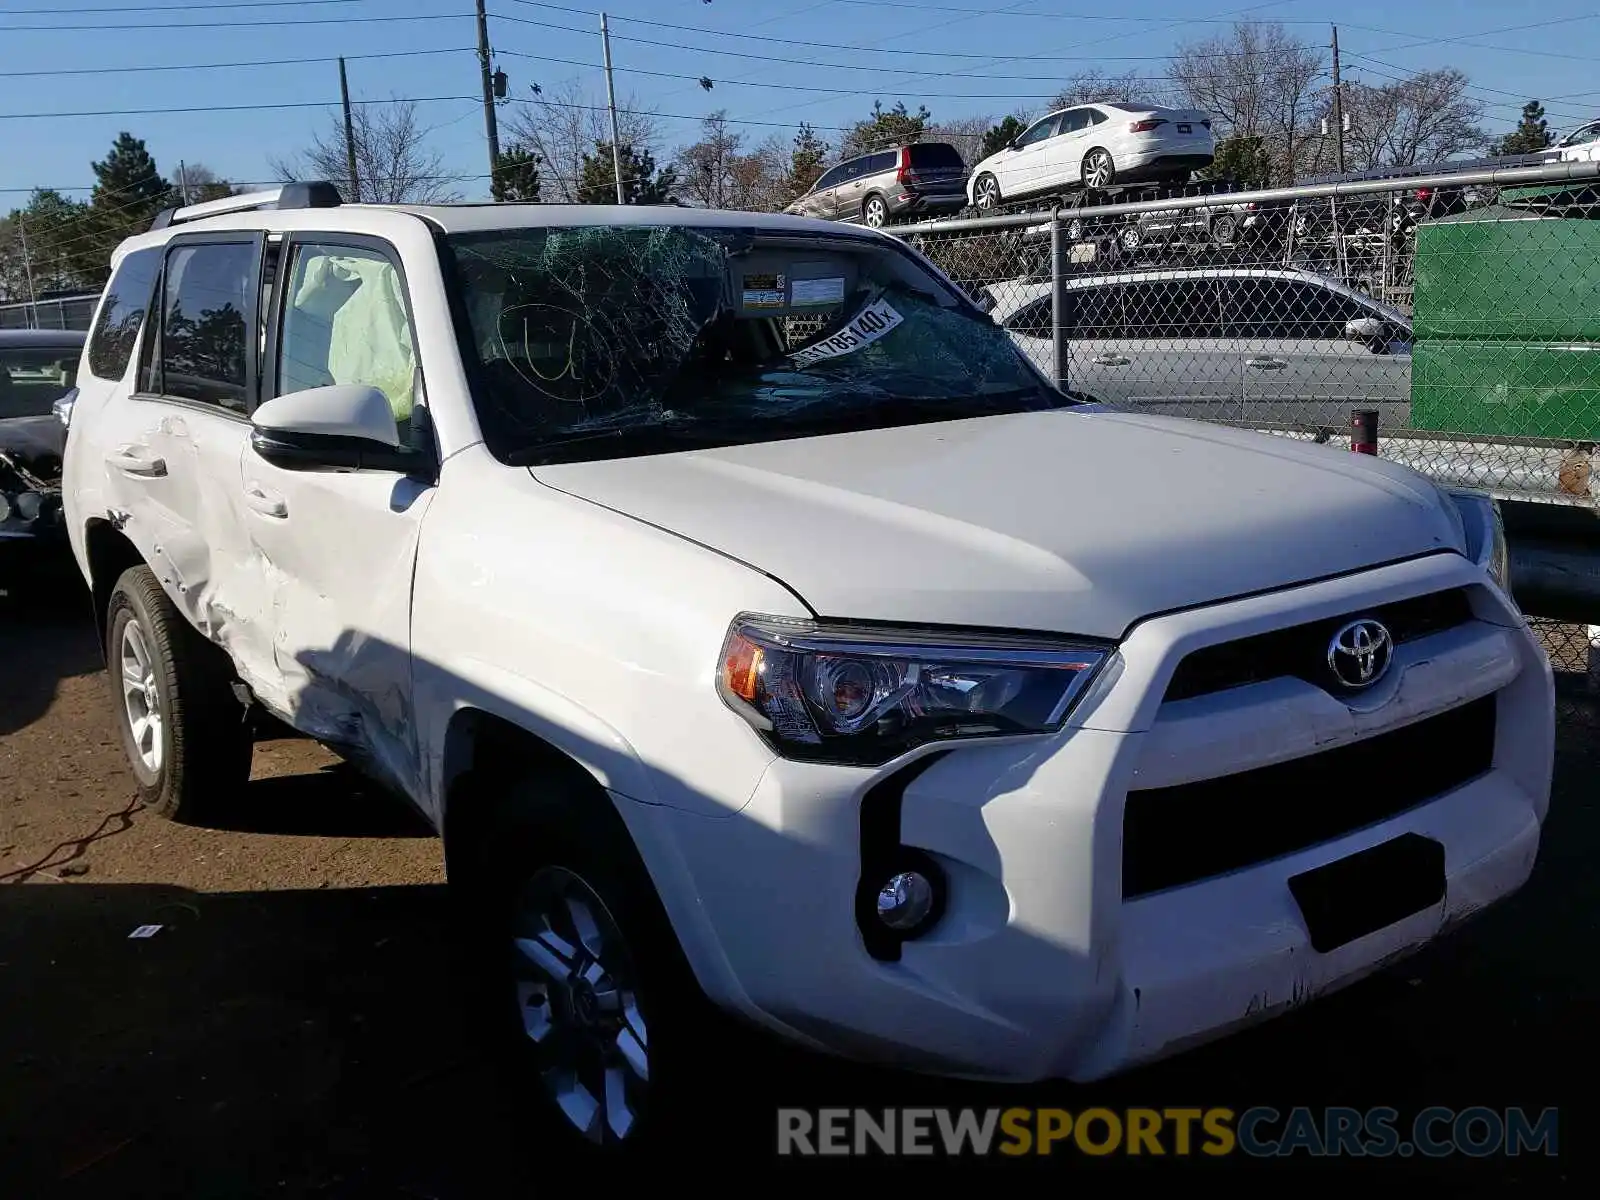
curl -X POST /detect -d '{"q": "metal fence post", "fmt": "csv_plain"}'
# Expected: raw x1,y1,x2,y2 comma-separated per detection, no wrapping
1351,409,1378,455
1050,208,1068,391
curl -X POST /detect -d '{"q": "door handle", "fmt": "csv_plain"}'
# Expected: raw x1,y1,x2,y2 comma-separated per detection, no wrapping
105,446,167,477
244,482,288,519
1092,354,1132,366
1247,357,1289,370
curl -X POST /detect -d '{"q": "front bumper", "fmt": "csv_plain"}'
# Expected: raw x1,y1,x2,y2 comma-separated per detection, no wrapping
619,552,1553,1082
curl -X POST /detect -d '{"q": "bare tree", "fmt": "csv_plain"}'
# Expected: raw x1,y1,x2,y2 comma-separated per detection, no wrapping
503,77,663,203
270,99,459,203
1171,22,1326,184
1048,69,1160,111
1334,69,1488,169
925,114,993,167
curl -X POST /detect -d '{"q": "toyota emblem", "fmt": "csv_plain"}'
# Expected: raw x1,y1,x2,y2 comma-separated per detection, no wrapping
1327,619,1394,690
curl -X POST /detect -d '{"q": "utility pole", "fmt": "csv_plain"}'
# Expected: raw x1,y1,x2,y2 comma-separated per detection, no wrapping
17,216,39,329
476,0,502,197
338,57,361,201
177,160,192,205
1331,25,1346,176
601,12,626,203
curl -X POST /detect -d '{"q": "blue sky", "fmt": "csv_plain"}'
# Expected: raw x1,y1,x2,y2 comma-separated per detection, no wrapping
3,0,1599,205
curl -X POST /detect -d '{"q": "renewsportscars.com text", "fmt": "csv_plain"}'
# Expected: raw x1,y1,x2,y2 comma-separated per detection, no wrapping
776,1106,1559,1157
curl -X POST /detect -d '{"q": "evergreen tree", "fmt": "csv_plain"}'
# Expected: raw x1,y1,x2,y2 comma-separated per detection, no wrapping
493,145,543,202
1493,101,1553,156
782,124,830,203
577,141,678,204
841,100,930,160
980,115,1028,160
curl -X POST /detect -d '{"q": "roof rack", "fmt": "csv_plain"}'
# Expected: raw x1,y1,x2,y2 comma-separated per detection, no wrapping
148,181,342,232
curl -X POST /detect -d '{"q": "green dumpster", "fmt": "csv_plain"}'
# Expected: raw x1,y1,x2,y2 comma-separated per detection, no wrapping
1411,204,1600,439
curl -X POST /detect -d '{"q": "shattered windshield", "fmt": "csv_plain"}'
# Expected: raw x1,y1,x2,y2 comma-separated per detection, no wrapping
440,224,1064,465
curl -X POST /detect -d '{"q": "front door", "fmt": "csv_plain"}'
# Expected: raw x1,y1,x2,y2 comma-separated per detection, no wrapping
1226,277,1411,430
238,235,439,802
999,114,1060,197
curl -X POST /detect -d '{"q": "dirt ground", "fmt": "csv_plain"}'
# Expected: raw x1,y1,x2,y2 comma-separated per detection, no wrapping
1,591,1594,1193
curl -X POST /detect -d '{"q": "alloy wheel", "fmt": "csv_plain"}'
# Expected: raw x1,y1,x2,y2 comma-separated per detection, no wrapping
119,617,163,774
511,866,650,1143
864,197,887,227
1084,150,1114,189
974,175,1000,210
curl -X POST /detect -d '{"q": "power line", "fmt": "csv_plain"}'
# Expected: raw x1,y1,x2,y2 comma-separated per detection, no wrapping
0,0,364,11
0,95,480,121
493,9,1323,63
826,0,1332,21
1,46,477,79
0,10,469,31
495,48,1271,97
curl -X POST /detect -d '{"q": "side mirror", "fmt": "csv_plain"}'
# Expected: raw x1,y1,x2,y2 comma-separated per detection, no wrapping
250,384,426,474
1344,316,1386,348
52,388,77,430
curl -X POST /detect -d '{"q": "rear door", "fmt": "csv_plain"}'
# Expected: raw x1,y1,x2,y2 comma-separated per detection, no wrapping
844,151,897,218
1080,278,1241,417
1044,107,1095,190
93,232,282,694
1226,276,1410,429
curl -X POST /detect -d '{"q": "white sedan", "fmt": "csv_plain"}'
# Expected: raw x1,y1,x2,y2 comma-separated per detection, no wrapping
968,101,1214,210
1552,119,1600,162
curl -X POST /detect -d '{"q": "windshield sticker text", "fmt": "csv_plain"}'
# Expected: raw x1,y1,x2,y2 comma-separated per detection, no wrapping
790,299,904,368
743,273,787,308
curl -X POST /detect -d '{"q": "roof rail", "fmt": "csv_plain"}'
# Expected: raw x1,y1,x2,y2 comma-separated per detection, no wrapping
148,181,342,231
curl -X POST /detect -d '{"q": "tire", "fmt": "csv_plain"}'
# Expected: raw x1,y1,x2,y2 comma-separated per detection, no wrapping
972,173,1002,211
1211,213,1238,246
449,771,738,1159
862,194,889,228
1118,224,1142,253
1082,148,1116,189
1066,217,1085,241
105,565,252,822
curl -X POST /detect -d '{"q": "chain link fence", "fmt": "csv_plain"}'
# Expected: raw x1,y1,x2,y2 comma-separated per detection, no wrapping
892,160,1600,724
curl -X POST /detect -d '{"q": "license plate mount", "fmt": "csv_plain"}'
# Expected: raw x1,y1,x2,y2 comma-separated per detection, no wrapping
1178,123,1192,133
1287,833,1446,953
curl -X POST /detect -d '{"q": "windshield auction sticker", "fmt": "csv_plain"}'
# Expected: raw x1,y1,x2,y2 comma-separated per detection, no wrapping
789,298,904,368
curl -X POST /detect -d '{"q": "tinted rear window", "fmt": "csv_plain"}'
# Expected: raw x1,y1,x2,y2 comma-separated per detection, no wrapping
866,151,898,173
910,143,965,169
86,247,161,382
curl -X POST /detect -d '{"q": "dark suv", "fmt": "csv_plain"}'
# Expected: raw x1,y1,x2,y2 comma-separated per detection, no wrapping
784,142,969,227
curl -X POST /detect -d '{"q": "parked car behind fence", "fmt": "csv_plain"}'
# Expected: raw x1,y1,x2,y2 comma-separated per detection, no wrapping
895,158,1600,675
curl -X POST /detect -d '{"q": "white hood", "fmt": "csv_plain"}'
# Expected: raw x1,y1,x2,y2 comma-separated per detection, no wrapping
532,408,1462,640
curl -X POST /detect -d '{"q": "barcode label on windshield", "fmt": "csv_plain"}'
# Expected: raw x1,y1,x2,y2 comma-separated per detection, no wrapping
789,298,903,368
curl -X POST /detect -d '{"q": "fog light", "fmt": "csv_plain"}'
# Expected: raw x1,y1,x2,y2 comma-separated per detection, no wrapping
14,492,41,522
876,871,934,931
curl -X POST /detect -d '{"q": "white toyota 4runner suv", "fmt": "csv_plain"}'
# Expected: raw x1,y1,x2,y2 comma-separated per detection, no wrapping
59,184,1552,1152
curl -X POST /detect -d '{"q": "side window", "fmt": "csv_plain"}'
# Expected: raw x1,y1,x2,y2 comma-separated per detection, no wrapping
1016,116,1059,148
1078,284,1125,338
1003,294,1071,338
1088,108,1109,125
275,241,418,432
85,246,162,382
149,241,257,413
813,164,845,192
1126,278,1221,339
838,156,869,182
1223,278,1361,339
866,151,898,174
1059,109,1092,135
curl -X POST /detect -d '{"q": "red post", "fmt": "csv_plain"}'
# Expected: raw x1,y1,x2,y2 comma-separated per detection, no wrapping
1351,409,1378,455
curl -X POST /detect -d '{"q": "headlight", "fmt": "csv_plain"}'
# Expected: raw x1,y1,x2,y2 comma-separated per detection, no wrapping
717,614,1109,765
1446,487,1511,596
